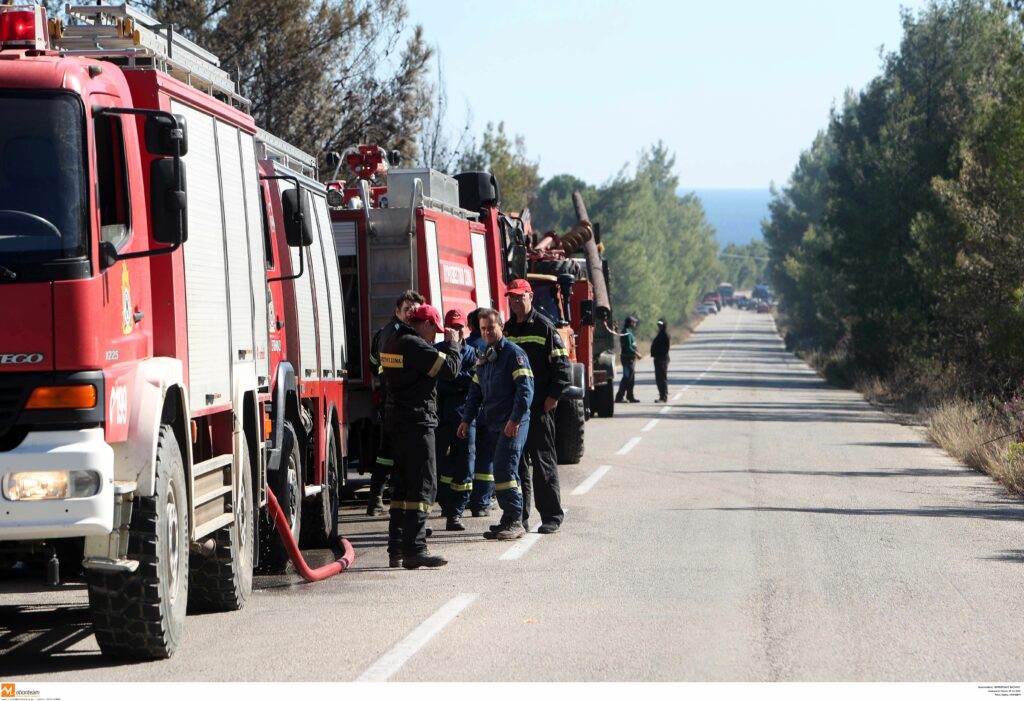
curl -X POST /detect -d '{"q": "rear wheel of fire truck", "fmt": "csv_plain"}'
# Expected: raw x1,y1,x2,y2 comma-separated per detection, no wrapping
189,440,254,611
259,423,303,573
591,382,615,418
555,398,586,465
302,426,340,547
88,424,188,659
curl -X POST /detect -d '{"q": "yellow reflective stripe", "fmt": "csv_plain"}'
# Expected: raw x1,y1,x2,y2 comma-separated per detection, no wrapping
474,473,495,481
375,456,394,466
450,481,473,492
512,368,534,380
495,480,520,491
380,352,404,369
472,373,480,383
389,500,434,513
550,348,569,358
439,475,453,485
427,352,446,378
507,335,546,345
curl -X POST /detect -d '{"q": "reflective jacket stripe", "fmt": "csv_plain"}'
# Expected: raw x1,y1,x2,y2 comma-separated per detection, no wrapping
427,351,447,378
474,473,495,481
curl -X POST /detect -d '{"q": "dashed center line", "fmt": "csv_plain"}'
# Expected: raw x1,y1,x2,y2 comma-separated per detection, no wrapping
616,436,642,455
357,593,479,682
572,464,611,495
499,532,542,561
642,419,659,432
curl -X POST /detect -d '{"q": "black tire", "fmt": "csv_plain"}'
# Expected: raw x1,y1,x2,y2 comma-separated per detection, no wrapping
258,423,302,574
189,439,254,612
88,424,188,659
591,382,615,418
555,398,585,464
301,426,340,547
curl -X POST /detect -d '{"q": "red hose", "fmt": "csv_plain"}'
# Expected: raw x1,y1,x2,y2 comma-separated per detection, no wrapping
266,488,355,581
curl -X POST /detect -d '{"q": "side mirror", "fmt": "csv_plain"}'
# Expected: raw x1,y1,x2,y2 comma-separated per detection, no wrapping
508,244,527,281
150,158,188,245
580,299,595,326
282,187,313,247
146,113,188,157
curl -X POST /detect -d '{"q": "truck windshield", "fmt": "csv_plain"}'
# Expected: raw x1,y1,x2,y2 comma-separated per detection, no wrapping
532,284,561,324
0,93,88,267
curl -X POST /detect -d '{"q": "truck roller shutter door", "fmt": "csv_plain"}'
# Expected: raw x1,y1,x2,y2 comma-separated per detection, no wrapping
307,190,334,378
172,100,231,412
240,132,270,386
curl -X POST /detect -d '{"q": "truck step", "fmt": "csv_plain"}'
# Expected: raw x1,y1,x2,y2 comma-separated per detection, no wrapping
193,454,233,479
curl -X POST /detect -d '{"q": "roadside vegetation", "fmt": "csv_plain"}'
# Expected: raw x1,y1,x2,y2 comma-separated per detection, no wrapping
765,0,1024,497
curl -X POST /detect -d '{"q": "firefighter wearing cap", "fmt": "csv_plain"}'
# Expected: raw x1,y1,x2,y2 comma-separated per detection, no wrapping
503,277,571,534
366,290,424,516
615,315,642,403
434,308,479,531
381,303,461,568
458,308,534,540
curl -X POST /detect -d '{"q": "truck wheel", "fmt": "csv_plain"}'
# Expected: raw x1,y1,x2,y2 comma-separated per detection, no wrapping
189,439,254,612
258,423,302,574
302,427,340,547
555,398,586,465
88,424,188,659
591,382,615,418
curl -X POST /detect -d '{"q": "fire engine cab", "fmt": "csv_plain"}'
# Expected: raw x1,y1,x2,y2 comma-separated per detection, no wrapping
0,3,330,658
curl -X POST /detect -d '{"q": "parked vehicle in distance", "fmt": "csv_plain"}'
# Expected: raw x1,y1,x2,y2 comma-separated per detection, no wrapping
757,300,771,313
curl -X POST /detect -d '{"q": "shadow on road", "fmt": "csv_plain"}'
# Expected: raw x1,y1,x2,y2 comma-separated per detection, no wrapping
688,504,1024,522
676,467,963,479
0,603,124,675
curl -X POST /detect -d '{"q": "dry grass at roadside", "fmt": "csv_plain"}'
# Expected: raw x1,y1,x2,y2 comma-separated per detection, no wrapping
927,401,1024,496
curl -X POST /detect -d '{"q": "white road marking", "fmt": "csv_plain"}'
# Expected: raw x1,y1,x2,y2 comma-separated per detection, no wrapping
499,533,542,561
642,419,659,432
659,405,672,415
572,464,612,496
616,436,642,455
356,593,479,682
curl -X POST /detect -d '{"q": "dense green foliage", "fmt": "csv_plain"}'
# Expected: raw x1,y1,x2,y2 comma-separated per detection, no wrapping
532,143,721,330
719,240,769,291
765,0,1024,397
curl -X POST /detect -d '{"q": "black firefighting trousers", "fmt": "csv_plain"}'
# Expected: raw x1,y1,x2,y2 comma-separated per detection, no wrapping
519,408,563,528
654,358,669,400
387,426,437,556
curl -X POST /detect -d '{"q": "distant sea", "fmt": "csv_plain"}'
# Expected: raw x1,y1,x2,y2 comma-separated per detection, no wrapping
683,188,772,250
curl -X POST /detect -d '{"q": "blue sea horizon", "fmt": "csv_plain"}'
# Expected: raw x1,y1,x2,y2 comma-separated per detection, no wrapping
682,188,771,250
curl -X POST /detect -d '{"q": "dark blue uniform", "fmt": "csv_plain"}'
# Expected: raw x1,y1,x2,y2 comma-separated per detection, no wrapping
463,337,534,523
434,341,479,519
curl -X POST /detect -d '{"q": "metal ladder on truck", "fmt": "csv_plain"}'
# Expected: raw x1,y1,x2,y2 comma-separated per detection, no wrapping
52,3,248,111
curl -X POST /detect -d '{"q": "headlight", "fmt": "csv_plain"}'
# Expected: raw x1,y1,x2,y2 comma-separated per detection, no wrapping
2,470,101,500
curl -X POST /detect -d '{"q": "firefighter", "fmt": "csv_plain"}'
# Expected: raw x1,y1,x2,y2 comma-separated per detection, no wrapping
381,303,461,569
457,308,534,540
434,309,479,531
615,315,642,403
651,318,671,403
366,290,424,516
503,278,571,534
465,308,487,354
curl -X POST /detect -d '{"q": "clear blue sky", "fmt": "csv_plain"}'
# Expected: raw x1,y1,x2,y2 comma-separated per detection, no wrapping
404,0,928,190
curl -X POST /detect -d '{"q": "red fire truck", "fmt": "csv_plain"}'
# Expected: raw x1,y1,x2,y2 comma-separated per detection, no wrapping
327,148,526,478
0,4,335,658
256,133,346,569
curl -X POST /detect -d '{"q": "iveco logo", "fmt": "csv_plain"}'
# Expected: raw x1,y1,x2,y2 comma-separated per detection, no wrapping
0,353,44,365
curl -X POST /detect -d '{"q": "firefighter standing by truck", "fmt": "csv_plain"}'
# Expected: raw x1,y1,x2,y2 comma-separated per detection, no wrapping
434,309,479,531
367,290,425,516
503,279,571,534
458,309,534,540
381,304,461,569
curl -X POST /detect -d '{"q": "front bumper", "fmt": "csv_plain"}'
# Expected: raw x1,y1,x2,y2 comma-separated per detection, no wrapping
0,428,115,540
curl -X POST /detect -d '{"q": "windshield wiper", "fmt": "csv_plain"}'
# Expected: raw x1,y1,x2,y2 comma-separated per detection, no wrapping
0,264,17,281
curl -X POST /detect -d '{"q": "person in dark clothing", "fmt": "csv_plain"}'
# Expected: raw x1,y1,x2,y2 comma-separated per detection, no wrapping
458,308,534,541
381,304,461,569
434,309,479,531
503,278,571,534
465,308,487,355
615,315,642,403
651,318,671,403
366,290,424,516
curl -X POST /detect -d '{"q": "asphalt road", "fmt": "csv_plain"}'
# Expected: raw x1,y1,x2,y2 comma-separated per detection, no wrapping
3,308,1024,681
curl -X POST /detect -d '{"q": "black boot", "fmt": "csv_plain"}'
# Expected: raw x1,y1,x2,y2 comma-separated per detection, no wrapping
402,550,448,569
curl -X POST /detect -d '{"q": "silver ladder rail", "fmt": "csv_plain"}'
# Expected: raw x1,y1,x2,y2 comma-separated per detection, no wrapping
256,128,318,179
54,3,250,112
